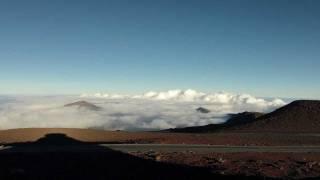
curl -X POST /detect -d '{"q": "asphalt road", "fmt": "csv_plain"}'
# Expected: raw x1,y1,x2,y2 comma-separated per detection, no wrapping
101,144,320,153
1,144,320,153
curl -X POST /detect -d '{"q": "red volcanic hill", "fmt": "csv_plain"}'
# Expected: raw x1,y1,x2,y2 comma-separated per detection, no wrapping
228,100,320,133
168,100,320,133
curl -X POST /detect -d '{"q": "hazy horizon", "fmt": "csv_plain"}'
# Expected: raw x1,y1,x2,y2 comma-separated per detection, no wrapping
0,90,304,101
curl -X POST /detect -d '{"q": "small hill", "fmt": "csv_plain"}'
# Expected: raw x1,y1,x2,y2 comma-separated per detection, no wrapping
64,101,102,111
196,107,210,113
227,100,320,133
167,112,263,133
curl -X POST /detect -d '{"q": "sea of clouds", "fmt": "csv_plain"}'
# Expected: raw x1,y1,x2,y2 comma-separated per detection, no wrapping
0,89,287,130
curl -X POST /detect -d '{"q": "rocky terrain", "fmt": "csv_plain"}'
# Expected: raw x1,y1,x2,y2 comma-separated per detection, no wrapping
132,151,320,179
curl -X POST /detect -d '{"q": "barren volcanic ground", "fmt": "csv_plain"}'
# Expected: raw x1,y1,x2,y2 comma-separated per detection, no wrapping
0,128,320,179
132,151,320,179
1,128,320,146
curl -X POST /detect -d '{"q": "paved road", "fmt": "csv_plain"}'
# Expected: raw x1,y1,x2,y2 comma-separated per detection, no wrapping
1,144,320,153
101,144,320,153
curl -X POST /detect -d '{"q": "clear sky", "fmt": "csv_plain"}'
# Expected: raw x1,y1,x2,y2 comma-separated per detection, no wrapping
0,0,319,98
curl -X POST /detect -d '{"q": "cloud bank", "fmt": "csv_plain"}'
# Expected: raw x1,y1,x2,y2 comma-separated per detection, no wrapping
0,90,286,130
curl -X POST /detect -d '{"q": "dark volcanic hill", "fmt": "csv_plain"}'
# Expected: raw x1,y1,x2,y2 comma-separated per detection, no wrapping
168,100,320,133
64,101,102,111
196,107,210,113
227,100,320,133
167,112,264,133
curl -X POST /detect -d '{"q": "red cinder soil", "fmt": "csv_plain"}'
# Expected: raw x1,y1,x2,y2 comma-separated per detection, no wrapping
1,128,320,146
132,152,320,179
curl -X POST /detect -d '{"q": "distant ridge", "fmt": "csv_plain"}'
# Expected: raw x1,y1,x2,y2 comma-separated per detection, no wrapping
64,101,102,111
167,100,320,133
167,112,263,133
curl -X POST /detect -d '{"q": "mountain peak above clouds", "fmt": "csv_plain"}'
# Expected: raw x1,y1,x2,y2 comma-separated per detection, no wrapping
64,101,102,111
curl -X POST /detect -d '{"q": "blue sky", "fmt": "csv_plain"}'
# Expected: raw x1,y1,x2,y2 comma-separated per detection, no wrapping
0,0,319,98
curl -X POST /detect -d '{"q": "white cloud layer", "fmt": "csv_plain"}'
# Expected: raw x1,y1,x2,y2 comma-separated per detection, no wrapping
0,90,286,130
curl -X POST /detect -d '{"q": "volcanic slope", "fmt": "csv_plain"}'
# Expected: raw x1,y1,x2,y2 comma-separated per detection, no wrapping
167,112,263,133
227,100,320,133
168,100,320,133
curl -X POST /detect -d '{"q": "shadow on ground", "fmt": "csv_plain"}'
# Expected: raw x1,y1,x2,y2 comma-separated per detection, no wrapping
0,133,270,180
